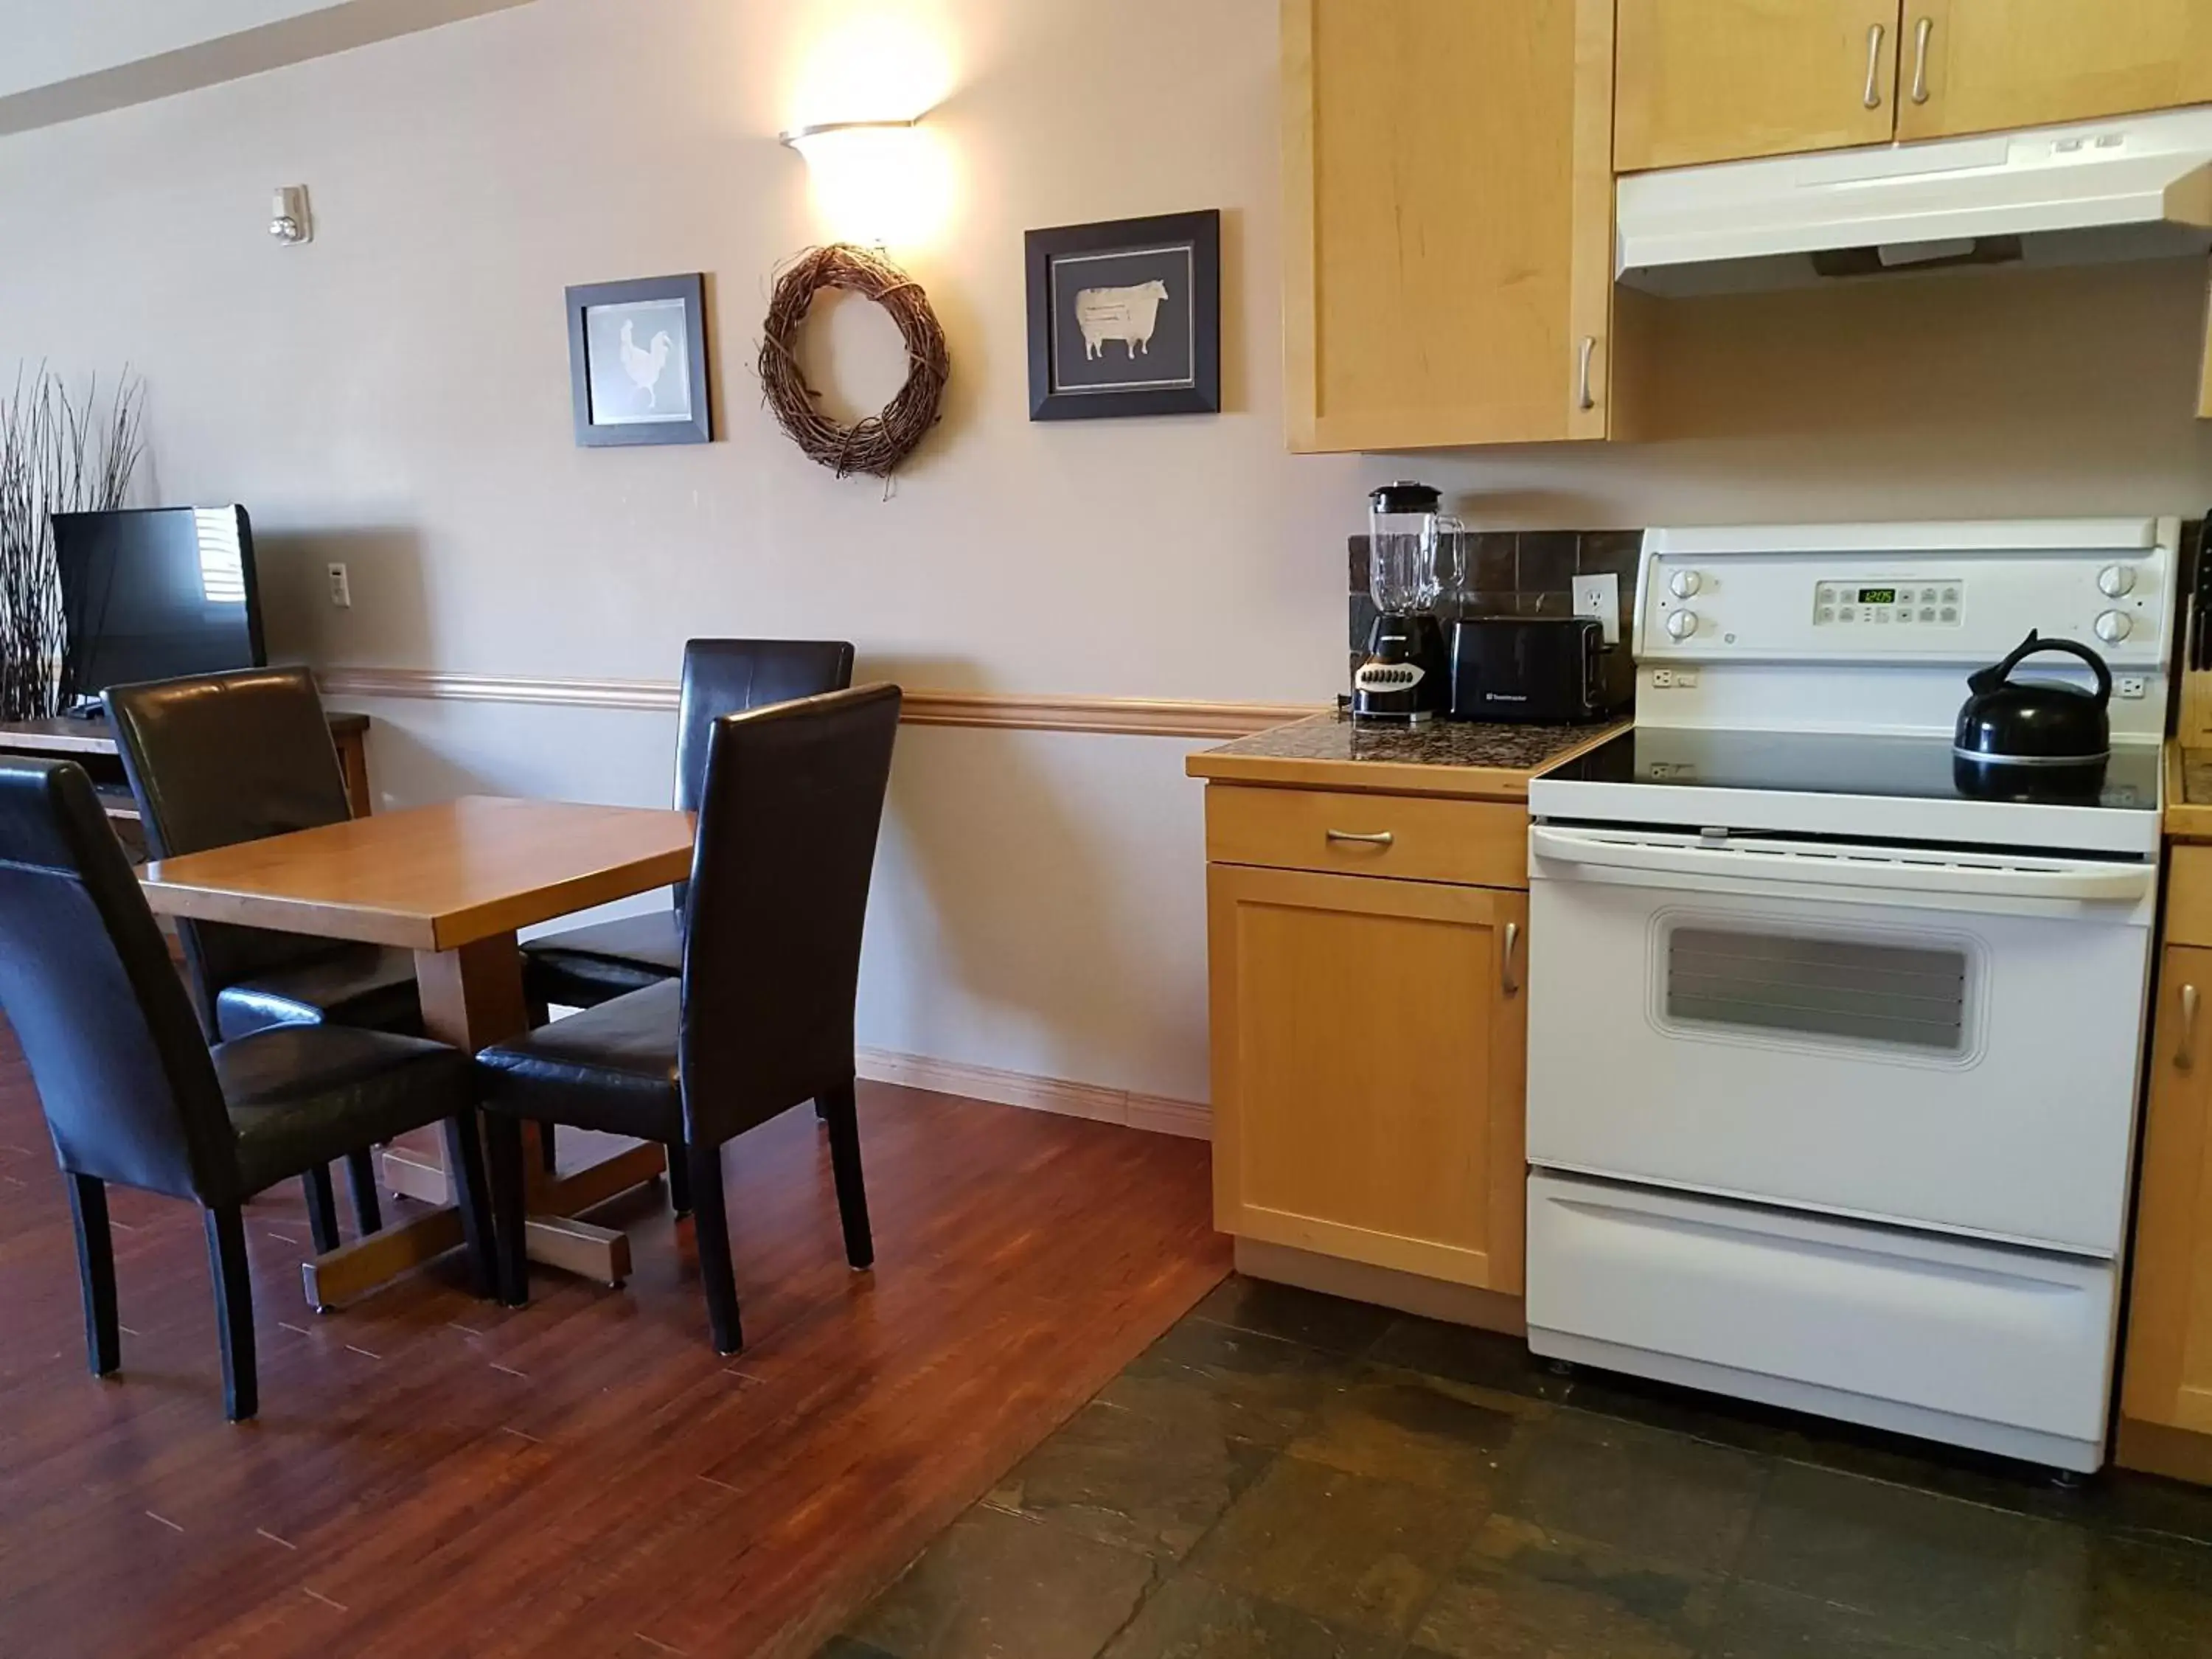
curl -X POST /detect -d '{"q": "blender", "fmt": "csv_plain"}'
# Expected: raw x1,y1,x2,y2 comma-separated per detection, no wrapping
1354,481,1463,722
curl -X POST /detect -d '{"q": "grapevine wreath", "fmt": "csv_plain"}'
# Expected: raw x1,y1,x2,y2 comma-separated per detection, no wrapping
757,243,949,479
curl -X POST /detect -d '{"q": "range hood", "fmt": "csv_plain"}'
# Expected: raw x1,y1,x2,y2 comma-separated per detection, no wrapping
1618,105,2212,296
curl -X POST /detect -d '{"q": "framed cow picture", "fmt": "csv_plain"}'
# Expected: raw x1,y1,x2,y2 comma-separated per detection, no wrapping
1025,209,1220,420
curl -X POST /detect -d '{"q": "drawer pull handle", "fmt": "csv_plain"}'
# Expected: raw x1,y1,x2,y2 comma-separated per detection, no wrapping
1909,15,1933,104
1503,921,1521,995
1326,828,1394,846
2182,984,2201,1071
1862,21,1885,108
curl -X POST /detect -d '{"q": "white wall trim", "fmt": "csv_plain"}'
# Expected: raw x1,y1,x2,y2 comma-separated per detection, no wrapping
857,1046,1211,1141
316,665,1316,739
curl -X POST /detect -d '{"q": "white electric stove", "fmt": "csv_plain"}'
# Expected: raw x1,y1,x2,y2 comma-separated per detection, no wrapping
1524,517,2180,1473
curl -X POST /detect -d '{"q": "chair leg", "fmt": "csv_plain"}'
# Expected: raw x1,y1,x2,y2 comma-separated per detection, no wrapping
442,1112,497,1301
302,1165,341,1253
820,1081,875,1271
484,1114,529,1309
814,1097,827,1124
664,1141,692,1217
540,1124,558,1175
203,1206,257,1422
66,1175,120,1377
686,1141,742,1355
344,1148,383,1235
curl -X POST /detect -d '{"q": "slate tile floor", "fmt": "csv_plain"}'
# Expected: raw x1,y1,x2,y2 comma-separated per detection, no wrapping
824,1276,2212,1658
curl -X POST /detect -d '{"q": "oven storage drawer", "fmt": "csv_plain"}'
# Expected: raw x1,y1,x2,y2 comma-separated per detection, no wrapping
1527,1172,2118,1451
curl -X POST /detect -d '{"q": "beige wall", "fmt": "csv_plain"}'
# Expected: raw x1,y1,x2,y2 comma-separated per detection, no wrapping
2,0,2209,1106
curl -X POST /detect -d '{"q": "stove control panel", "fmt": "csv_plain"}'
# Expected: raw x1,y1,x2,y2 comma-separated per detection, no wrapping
1636,521,2177,670
1812,580,1964,629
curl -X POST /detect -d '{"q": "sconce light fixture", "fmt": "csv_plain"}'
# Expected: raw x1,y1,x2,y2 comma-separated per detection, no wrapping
268,185,312,246
777,114,950,251
778,116,919,157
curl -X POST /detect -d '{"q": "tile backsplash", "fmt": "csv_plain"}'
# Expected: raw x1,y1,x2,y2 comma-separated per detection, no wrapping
1349,528,1642,663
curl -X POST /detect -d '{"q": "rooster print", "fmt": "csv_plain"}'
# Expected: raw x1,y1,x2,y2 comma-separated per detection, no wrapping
618,319,675,408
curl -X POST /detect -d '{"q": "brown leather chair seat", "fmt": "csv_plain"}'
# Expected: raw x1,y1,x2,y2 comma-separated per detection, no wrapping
521,639,853,1017
0,759,495,1421
480,684,899,1354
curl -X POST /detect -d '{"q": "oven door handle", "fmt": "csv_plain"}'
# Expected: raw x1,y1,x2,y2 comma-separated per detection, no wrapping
1529,825,2152,903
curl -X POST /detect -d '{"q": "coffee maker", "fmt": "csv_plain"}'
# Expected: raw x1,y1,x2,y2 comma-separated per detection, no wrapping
1354,482,1462,722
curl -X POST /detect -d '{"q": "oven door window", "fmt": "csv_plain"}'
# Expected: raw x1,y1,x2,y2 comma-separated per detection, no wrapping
1659,919,1974,1057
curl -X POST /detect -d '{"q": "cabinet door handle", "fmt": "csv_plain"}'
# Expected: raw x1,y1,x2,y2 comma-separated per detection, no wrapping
1502,921,1521,995
1576,336,1597,411
1909,15,1933,104
2181,984,2201,1071
1325,828,1394,846
1863,22,1886,108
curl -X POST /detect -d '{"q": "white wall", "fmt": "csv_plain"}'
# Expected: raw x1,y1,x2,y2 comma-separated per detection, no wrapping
2,0,2209,1107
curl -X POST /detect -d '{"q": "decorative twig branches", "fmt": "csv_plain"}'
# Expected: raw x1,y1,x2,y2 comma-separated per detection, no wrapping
0,366,144,719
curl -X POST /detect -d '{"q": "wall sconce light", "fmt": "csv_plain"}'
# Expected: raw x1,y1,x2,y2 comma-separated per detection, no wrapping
778,117,919,159
777,114,950,251
268,185,312,246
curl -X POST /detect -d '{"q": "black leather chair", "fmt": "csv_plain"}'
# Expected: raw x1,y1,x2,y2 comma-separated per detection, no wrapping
519,639,855,1016
477,684,900,1353
106,666,417,1247
0,759,495,1420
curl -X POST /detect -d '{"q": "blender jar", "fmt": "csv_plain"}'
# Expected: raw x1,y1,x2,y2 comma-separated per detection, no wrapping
1368,482,1464,616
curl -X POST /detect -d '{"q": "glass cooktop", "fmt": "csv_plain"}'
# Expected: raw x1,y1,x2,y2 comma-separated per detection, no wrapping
1547,727,2161,813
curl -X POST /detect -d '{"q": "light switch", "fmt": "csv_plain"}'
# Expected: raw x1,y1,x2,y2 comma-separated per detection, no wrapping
327,563,351,608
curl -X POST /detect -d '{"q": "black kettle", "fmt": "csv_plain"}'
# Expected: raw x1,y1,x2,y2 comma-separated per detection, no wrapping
1952,630,2111,799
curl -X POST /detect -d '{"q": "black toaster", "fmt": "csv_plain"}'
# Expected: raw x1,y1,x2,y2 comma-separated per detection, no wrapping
1447,615,1632,723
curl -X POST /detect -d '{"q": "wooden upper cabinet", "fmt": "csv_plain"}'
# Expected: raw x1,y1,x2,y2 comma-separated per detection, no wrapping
1896,0,2212,141
2121,942,2212,1466
1282,0,1619,451
1616,0,1905,171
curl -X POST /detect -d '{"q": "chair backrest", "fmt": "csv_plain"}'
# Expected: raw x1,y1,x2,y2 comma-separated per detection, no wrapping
0,759,233,1201
678,684,900,1142
105,667,354,1022
674,639,856,814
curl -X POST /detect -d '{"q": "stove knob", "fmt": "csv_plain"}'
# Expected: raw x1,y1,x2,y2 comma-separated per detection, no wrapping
2098,564,2136,598
1669,569,1702,599
1666,610,1699,640
2095,609,2132,643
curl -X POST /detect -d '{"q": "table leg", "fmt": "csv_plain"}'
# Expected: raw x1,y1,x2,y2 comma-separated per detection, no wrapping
300,932,664,1310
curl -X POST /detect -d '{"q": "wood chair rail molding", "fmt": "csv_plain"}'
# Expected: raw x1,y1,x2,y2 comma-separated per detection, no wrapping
314,667,1319,740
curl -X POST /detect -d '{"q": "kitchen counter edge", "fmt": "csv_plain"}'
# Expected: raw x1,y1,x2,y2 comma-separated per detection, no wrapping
1185,714,1630,802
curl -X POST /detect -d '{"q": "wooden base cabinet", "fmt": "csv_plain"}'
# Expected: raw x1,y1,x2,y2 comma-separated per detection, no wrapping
2120,939,2212,1480
1206,862,1528,1294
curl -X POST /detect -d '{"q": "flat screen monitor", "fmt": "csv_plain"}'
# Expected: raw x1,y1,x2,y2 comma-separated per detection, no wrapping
52,506,265,706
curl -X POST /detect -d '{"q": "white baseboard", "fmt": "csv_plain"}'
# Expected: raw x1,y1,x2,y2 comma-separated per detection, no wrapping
856,1047,1211,1141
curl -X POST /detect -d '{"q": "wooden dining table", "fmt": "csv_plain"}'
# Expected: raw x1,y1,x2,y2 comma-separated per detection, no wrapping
139,794,696,1310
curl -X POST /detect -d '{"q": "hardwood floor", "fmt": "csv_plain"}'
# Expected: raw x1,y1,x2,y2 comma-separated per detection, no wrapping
0,1034,1228,1659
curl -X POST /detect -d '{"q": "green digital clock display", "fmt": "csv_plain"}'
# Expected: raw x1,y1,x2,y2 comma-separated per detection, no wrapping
1857,587,1897,605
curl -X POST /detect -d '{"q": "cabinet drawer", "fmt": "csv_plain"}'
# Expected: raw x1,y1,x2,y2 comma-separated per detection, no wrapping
2171,846,2212,948
1205,785,1526,888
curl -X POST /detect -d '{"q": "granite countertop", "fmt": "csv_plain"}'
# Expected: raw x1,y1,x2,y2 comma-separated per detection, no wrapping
1186,712,1627,801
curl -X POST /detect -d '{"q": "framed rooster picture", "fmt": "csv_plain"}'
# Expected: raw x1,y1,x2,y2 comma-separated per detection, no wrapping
564,273,712,447
1025,209,1220,421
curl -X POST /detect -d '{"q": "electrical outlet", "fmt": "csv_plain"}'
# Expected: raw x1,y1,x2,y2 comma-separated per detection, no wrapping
327,563,351,608
1571,573,1621,644
1650,669,1674,689
2116,675,2147,700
